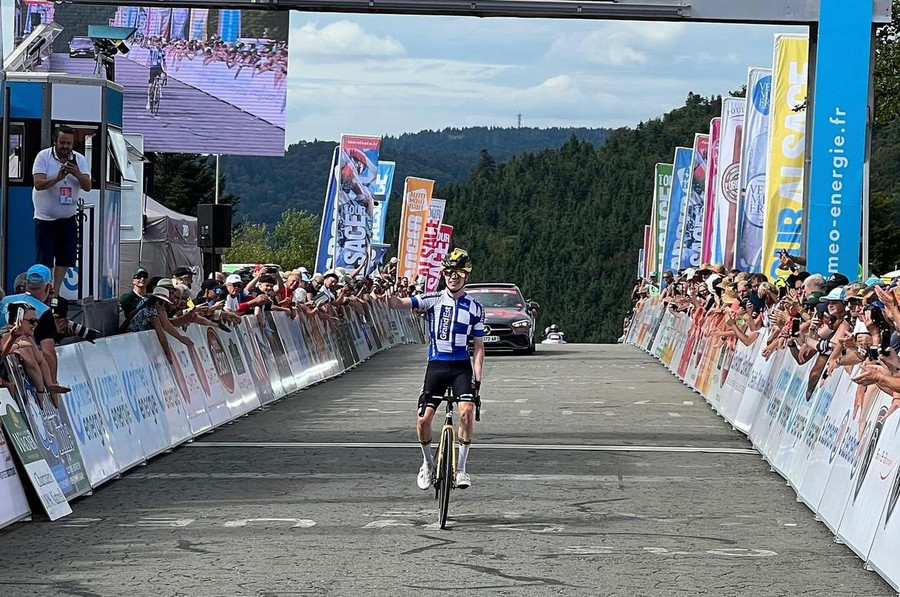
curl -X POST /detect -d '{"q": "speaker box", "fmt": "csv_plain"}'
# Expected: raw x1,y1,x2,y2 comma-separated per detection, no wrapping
197,203,232,248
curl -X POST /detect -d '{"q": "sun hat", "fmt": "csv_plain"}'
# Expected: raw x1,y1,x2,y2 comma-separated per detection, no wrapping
150,287,172,304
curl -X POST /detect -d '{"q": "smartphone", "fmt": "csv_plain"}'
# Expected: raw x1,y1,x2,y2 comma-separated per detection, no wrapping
14,308,24,325
791,317,801,337
867,346,880,361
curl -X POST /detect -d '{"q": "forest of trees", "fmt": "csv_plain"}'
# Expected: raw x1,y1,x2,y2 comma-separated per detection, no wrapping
219,127,611,228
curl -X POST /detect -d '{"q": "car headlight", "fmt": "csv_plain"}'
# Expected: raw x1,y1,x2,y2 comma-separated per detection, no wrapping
511,320,531,328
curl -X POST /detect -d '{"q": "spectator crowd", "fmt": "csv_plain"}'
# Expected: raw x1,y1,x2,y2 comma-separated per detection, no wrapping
626,254,900,419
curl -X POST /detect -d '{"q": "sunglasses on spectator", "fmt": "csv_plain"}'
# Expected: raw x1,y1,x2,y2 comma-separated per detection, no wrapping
134,274,148,280
25,318,38,325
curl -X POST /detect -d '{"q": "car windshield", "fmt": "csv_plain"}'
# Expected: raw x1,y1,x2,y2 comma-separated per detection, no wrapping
72,39,92,47
467,289,524,309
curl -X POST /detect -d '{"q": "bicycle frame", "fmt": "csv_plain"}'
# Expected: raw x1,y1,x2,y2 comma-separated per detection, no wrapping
434,403,457,488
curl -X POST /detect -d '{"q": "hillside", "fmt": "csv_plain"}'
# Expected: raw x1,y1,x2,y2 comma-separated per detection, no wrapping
416,94,725,343
220,126,611,227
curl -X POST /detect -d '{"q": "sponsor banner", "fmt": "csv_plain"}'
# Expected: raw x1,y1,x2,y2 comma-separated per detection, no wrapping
416,199,447,285
662,148,693,272
50,8,290,155
426,224,453,293
797,371,855,511
164,334,215,434
105,335,172,458
762,34,810,280
244,317,286,399
869,418,900,589
0,424,31,529
653,164,673,278
8,362,92,500
190,325,244,416
271,311,307,388
80,342,146,470
735,67,773,272
0,421,31,528
714,98,745,267
771,359,823,483
335,135,381,272
806,0,872,276
372,161,396,244
206,327,260,415
679,135,709,269
637,249,644,279
55,345,119,488
315,148,341,274
397,178,435,281
837,384,900,560
234,317,277,404
183,326,240,424
0,388,70,521
136,332,195,445
701,118,721,263
264,313,298,395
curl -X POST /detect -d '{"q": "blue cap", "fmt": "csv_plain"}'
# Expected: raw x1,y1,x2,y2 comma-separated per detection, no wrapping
865,276,883,287
819,286,847,302
25,264,51,283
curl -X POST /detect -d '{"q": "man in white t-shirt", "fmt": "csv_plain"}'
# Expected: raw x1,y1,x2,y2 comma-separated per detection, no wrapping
31,125,91,295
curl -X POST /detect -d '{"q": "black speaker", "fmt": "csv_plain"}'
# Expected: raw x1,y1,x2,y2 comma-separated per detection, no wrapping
197,203,232,248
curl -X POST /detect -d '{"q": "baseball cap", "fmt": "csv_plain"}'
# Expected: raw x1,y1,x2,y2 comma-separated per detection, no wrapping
683,268,697,281
820,287,847,302
173,266,193,278
226,274,243,285
298,266,309,274
25,264,51,283
803,291,824,307
827,273,850,286
133,267,149,279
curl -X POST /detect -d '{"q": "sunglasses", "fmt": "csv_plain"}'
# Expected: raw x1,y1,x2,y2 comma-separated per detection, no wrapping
444,270,468,279
25,318,38,325
134,275,148,280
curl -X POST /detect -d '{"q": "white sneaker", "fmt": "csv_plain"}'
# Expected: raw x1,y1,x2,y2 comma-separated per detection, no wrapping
455,470,471,489
417,462,433,490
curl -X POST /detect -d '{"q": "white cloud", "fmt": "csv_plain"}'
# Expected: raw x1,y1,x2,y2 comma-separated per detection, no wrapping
548,21,687,67
293,21,405,58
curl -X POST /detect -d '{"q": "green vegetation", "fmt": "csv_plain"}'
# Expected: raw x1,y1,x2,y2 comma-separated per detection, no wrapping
223,209,318,271
220,127,611,228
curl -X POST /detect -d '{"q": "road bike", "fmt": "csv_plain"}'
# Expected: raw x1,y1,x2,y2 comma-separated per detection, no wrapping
422,388,480,529
149,73,166,116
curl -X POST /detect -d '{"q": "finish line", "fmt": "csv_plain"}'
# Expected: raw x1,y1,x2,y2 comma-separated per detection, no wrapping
188,441,758,455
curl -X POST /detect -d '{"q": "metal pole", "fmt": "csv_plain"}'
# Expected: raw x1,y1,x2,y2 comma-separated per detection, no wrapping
801,23,817,260
214,153,220,204
861,26,876,278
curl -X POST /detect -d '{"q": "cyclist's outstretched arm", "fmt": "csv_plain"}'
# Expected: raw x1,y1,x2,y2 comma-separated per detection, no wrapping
472,337,484,382
387,295,414,310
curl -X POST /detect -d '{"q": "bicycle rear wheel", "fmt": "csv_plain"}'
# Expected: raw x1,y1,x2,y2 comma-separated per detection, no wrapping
438,427,453,529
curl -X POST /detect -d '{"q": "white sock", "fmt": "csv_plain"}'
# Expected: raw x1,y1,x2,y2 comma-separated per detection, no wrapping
458,442,471,473
420,442,433,466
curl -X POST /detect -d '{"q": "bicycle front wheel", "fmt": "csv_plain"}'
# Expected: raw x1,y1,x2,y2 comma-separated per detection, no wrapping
438,427,453,529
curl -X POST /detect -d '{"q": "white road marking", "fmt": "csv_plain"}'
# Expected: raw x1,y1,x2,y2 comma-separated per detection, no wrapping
683,401,694,405
514,398,529,403
186,441,757,455
364,520,413,529
118,517,194,528
668,412,682,418
519,410,532,416
224,518,316,528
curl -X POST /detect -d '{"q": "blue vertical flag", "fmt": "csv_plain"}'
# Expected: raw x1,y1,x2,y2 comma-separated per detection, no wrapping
805,0,873,276
662,147,693,272
371,161,396,244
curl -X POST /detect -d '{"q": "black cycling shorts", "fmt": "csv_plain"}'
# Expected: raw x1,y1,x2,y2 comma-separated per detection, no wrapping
419,359,474,411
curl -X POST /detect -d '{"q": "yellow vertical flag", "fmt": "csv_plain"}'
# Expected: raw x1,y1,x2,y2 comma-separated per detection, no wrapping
762,34,809,280
397,177,435,281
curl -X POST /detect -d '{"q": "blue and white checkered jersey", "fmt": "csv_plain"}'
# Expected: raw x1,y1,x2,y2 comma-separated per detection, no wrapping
411,290,485,361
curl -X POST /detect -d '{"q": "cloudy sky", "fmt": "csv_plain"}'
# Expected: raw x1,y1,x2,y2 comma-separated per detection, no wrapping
284,13,805,142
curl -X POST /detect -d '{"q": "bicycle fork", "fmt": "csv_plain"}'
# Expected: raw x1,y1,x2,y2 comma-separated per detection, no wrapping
435,414,456,490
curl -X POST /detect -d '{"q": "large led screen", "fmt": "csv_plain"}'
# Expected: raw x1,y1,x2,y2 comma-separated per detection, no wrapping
30,5,288,156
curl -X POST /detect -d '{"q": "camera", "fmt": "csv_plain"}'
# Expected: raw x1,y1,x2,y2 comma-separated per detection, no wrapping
865,304,888,329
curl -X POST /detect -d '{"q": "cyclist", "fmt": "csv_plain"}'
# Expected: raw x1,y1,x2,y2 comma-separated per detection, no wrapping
388,248,485,490
146,37,167,111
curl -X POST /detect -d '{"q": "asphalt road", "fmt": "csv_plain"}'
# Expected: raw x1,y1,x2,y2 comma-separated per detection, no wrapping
0,344,894,597
48,54,284,155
